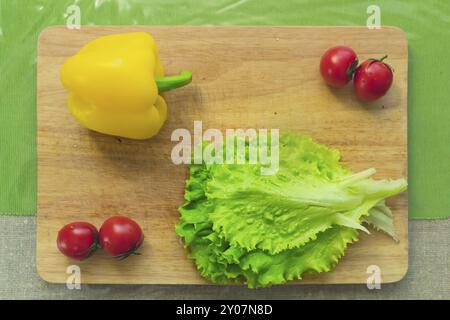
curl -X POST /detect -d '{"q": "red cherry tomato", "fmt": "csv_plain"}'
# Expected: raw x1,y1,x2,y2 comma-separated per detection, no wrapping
353,56,393,102
99,216,144,259
320,46,358,87
57,222,99,261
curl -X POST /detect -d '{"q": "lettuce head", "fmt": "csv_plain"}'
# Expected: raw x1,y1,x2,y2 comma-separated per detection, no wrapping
176,133,407,288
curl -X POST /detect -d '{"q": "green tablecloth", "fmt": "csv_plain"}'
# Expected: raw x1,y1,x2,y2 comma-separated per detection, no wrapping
1,0,449,219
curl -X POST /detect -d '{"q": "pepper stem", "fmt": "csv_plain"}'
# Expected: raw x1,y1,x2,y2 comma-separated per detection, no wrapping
155,70,192,93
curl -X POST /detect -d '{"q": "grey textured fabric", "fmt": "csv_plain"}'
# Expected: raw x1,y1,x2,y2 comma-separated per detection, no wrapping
0,216,449,300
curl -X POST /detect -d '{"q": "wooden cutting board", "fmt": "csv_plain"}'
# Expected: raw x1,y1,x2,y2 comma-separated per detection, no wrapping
37,26,408,285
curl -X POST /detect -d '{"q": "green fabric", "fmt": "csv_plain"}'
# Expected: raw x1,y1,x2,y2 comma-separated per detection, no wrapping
0,0,448,219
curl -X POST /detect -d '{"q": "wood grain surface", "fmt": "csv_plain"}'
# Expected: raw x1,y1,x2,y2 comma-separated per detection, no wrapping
37,26,408,285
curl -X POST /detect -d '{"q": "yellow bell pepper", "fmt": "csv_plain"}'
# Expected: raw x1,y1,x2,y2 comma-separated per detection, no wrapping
60,32,192,140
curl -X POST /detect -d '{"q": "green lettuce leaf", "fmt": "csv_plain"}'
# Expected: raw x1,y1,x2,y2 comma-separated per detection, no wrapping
208,166,406,253
176,133,407,288
364,201,399,241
